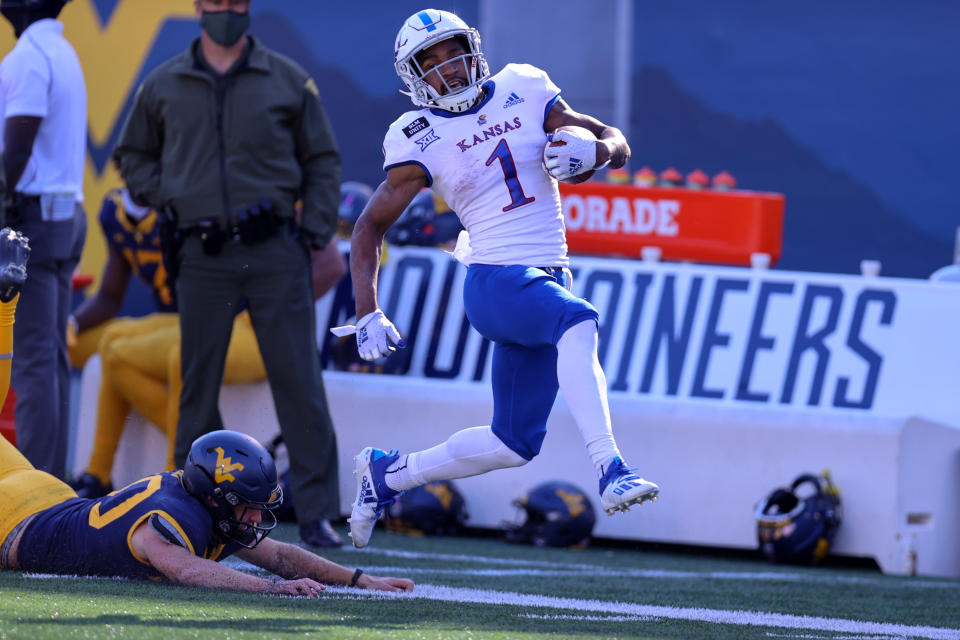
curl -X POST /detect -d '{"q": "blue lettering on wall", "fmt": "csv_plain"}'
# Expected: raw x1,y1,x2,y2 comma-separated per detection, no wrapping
611,272,653,391
582,270,624,367
833,288,896,409
424,260,472,379
736,281,795,402
384,256,434,375
779,284,843,406
320,261,359,368
640,275,703,395
691,278,750,399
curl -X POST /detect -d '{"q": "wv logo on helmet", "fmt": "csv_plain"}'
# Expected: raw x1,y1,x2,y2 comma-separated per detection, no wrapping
556,488,587,517
214,447,244,483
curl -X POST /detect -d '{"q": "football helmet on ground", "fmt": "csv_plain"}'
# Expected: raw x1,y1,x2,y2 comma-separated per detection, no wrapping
182,430,283,549
385,480,468,536
506,480,597,548
394,9,490,113
756,471,841,565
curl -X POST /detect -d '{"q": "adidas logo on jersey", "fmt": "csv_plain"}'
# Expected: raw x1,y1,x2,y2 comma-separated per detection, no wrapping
503,92,525,108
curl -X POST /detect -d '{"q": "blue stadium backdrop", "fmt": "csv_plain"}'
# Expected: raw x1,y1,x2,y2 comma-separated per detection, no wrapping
0,0,951,303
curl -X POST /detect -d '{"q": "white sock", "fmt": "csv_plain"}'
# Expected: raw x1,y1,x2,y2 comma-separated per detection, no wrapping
385,425,527,492
557,319,622,475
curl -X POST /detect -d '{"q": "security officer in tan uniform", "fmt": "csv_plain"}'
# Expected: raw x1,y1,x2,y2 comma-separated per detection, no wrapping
115,0,343,547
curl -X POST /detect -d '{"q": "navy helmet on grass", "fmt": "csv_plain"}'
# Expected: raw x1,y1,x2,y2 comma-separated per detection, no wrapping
505,480,596,548
756,471,842,565
385,480,468,537
182,430,283,549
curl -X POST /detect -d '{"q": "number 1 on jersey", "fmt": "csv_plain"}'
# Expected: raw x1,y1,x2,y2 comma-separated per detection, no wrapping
486,138,536,212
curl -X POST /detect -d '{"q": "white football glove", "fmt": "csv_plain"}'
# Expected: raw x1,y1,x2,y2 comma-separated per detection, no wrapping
354,310,404,361
542,129,597,181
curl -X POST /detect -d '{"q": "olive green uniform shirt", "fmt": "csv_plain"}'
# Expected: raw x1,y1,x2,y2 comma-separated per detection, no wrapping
116,36,340,249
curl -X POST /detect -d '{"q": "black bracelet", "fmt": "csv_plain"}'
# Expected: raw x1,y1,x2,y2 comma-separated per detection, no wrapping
349,568,364,587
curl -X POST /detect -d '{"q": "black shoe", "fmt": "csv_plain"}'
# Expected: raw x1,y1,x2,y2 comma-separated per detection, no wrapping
300,519,343,548
70,473,112,499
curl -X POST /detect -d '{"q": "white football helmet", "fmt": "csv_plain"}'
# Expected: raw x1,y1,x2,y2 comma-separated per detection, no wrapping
394,9,490,113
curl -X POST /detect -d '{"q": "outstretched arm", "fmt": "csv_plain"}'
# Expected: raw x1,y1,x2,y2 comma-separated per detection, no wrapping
131,523,324,596
544,98,631,171
237,537,414,592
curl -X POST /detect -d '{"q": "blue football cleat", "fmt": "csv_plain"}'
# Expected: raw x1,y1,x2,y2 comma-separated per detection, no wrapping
347,447,400,548
599,457,659,515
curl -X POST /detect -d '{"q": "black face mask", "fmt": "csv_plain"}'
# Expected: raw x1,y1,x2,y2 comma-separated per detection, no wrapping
200,9,250,47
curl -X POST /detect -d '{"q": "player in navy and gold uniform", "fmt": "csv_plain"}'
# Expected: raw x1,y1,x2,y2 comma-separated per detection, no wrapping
67,187,177,370
3,429,412,593
16,471,228,580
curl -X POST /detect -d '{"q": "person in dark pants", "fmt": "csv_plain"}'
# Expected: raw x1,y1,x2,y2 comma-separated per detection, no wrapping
0,0,87,479
114,0,343,547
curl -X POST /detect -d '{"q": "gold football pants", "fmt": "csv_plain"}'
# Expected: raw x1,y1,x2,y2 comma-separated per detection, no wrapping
85,312,266,484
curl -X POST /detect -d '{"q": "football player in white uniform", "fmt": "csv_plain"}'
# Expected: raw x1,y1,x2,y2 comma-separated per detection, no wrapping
342,9,659,548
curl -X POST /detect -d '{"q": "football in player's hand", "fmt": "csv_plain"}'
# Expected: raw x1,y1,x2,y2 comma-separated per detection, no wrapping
547,125,596,184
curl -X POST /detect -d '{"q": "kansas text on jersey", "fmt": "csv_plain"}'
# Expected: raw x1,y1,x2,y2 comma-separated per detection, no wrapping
383,64,567,268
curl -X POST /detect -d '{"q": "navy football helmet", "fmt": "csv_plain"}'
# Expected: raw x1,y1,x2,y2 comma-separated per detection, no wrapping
337,181,373,237
182,430,283,548
385,480,468,536
756,472,842,565
505,481,596,548
386,189,463,247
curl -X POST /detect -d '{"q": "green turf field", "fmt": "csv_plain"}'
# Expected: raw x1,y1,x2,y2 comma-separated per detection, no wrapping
1,522,958,639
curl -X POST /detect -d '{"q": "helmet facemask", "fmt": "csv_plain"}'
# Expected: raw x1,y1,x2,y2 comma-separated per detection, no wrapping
395,25,490,113
182,431,284,549
210,482,283,549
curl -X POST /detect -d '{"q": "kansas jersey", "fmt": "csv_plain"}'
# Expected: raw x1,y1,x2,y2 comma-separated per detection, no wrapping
17,471,235,580
99,188,176,311
383,64,567,267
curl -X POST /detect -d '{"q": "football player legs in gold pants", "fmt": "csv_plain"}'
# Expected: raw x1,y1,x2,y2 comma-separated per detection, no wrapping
85,314,179,486
81,312,266,489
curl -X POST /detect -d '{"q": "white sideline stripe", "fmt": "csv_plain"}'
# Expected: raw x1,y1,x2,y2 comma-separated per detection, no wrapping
765,634,907,639
20,571,960,637
354,564,958,588
319,584,960,640
522,614,653,622
336,549,957,589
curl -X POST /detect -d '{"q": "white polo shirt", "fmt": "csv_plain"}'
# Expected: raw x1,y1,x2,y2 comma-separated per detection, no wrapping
0,18,87,201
